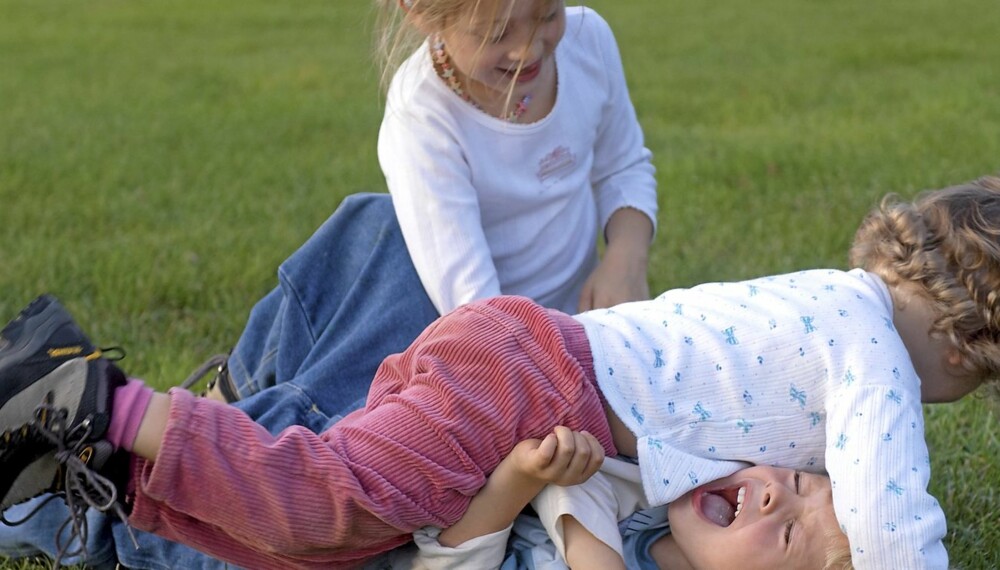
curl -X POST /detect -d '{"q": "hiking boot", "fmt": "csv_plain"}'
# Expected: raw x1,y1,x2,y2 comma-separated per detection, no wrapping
0,294,125,511
180,353,240,403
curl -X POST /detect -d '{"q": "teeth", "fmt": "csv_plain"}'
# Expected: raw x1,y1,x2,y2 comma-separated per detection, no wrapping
734,487,746,519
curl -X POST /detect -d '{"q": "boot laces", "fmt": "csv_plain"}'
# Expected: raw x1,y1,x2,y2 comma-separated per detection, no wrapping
1,399,133,568
180,353,230,391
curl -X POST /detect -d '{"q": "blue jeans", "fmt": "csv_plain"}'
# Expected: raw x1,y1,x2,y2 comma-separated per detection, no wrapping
0,193,440,569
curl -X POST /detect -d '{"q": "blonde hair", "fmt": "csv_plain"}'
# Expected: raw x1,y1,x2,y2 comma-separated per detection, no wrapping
374,0,467,92
823,525,854,570
372,0,558,110
849,174,1000,402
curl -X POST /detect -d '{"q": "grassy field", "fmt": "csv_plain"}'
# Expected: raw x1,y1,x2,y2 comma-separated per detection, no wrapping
1,0,998,568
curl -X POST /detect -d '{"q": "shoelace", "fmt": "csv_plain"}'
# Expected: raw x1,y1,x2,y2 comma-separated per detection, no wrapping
180,353,230,391
1,402,134,568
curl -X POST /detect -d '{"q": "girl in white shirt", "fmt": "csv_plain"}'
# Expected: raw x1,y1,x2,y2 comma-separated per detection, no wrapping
375,0,658,314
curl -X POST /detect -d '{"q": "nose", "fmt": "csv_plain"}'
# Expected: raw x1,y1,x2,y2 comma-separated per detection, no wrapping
508,34,543,65
759,481,790,514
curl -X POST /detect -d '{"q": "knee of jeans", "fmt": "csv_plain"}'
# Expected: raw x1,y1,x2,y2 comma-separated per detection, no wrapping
341,192,395,223
228,347,279,399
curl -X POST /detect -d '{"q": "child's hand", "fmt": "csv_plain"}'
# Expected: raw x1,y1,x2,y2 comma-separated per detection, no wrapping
578,246,650,311
436,427,604,548
508,426,604,487
578,207,653,312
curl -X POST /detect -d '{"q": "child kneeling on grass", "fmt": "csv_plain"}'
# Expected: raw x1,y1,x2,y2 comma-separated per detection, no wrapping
386,431,849,569
2,174,999,569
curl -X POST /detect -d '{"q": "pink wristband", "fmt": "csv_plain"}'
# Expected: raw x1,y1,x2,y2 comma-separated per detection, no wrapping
106,379,155,451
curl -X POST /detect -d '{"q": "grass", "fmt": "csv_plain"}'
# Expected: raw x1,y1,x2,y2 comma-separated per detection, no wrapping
1,0,998,567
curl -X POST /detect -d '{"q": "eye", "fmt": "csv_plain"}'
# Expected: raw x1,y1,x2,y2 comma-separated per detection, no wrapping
784,471,801,548
487,27,507,44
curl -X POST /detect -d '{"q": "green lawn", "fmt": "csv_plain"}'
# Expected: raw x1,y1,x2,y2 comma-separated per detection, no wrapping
2,0,998,568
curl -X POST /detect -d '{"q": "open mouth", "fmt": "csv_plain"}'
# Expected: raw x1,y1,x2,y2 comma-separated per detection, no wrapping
699,484,746,527
500,60,542,83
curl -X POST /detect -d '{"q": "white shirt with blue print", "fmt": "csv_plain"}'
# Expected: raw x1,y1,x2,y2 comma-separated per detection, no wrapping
574,268,948,569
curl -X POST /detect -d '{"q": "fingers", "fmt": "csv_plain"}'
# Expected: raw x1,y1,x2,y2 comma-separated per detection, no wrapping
546,426,604,485
535,432,558,462
566,430,604,480
511,427,606,484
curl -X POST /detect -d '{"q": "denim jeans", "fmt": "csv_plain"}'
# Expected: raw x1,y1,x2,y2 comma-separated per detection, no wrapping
0,193,440,569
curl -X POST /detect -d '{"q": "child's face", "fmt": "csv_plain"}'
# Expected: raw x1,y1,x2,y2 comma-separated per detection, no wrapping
438,0,565,104
666,465,845,569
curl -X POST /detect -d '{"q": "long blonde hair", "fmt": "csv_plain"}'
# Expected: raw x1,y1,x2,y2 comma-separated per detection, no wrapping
849,174,1000,402
372,0,556,111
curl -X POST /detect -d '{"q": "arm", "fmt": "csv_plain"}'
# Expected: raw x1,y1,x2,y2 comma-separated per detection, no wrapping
377,73,502,314
437,426,605,547
579,11,658,312
825,381,949,569
577,207,653,311
561,515,626,570
531,457,650,570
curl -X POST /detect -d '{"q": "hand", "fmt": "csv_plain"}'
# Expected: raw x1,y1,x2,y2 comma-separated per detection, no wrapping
578,207,653,312
508,426,605,487
577,246,650,312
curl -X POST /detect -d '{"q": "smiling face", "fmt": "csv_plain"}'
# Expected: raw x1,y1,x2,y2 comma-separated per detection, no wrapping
664,465,847,570
436,0,565,114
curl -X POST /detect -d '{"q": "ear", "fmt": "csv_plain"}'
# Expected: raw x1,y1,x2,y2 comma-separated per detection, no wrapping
399,4,436,38
946,347,964,367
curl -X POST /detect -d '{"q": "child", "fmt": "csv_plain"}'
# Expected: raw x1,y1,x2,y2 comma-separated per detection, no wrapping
375,0,658,315
200,0,657,409
2,174,999,569
379,430,851,569
408,174,1000,570
203,0,654,428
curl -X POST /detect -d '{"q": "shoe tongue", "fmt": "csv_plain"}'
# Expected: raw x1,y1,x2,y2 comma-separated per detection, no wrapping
702,492,736,527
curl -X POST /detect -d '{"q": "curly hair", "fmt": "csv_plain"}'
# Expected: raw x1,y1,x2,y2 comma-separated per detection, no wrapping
849,174,1000,403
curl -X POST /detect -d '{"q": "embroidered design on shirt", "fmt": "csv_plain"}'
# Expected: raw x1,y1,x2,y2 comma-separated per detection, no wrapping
536,145,576,184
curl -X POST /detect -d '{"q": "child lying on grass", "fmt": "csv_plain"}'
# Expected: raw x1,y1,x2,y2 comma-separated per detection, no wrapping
383,429,849,569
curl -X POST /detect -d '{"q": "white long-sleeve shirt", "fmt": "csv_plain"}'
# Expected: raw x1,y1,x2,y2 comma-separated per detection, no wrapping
378,7,658,314
577,268,948,569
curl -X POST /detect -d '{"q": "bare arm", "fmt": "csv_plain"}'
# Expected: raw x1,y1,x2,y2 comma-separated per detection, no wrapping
562,515,626,570
437,426,604,547
132,392,171,460
578,207,653,312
